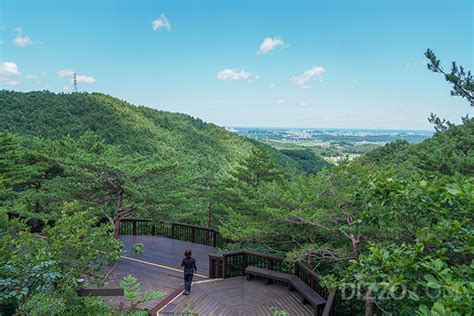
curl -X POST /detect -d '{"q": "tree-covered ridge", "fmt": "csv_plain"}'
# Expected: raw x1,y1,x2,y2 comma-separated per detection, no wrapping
361,117,474,176
0,90,305,172
0,90,327,228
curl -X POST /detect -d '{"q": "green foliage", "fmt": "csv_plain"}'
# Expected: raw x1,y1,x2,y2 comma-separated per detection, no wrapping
0,206,121,314
19,290,111,316
425,49,474,106
344,243,473,315
271,307,289,316
131,243,144,255
0,91,314,226
279,148,332,174
216,147,286,242
333,175,474,315
361,118,474,176
119,274,165,310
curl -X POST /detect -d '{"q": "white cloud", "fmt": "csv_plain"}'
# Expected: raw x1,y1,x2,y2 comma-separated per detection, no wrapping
74,75,96,84
12,27,32,47
217,68,259,82
277,98,285,104
57,69,74,77
269,83,276,89
13,34,32,47
2,79,20,86
152,14,171,31
0,61,21,86
257,36,286,55
25,74,39,80
290,66,326,88
0,62,20,76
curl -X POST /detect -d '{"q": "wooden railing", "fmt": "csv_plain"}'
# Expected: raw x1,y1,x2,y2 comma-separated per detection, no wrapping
78,288,124,297
209,251,290,278
294,261,329,300
209,251,336,315
119,218,226,248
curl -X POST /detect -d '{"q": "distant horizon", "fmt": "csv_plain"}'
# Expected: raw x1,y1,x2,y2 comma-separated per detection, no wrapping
226,125,435,133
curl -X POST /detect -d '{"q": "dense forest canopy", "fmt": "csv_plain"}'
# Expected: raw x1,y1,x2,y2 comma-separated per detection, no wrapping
0,50,473,315
0,90,329,226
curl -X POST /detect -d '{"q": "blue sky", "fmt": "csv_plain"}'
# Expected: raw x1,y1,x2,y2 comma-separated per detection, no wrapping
1,0,472,129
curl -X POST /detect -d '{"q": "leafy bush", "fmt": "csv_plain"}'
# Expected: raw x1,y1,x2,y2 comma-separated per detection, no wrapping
119,274,165,310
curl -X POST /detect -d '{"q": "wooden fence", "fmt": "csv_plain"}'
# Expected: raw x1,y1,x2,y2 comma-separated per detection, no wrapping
209,251,336,316
209,251,290,278
78,288,124,297
119,218,226,248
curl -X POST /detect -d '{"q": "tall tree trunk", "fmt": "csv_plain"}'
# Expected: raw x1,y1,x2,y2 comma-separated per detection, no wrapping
113,218,120,239
307,254,314,269
350,233,361,261
207,202,212,228
113,188,124,240
364,289,374,316
34,182,41,213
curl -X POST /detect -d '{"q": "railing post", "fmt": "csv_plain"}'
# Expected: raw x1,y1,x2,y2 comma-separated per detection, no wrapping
223,255,228,278
132,220,137,235
151,223,156,236
191,227,196,243
209,256,214,278
243,252,248,275
209,253,225,279
171,223,176,239
213,231,217,248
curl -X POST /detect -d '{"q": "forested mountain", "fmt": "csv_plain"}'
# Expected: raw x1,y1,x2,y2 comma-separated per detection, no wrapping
0,90,327,227
0,90,303,171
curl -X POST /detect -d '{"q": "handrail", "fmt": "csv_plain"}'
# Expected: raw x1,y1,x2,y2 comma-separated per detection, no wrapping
78,288,124,297
120,217,221,233
150,285,185,315
208,250,337,315
295,261,322,281
322,290,336,316
245,251,285,262
119,218,226,248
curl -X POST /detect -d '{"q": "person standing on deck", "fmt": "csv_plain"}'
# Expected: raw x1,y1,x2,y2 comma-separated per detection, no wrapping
181,249,197,295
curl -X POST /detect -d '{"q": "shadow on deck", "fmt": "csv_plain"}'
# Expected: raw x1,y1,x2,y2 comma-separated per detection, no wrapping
104,235,213,311
104,235,319,315
160,276,314,316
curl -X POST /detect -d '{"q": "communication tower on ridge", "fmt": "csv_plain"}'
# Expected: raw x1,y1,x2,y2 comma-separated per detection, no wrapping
73,73,77,92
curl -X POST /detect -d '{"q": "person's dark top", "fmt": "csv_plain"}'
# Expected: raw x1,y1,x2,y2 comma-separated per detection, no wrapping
181,257,197,275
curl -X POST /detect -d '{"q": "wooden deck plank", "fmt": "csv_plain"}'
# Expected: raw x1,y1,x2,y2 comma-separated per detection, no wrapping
103,235,215,310
102,236,320,315
159,276,315,316
120,235,214,276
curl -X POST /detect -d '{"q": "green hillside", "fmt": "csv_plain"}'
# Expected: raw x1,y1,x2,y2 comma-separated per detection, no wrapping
0,90,328,225
0,90,299,170
361,117,474,176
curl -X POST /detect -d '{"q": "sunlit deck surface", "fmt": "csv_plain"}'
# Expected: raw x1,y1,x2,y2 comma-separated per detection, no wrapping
160,277,314,316
104,235,213,310
104,236,314,315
